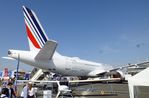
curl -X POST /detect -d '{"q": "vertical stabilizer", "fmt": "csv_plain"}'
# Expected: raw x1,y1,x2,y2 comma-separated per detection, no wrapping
22,6,49,51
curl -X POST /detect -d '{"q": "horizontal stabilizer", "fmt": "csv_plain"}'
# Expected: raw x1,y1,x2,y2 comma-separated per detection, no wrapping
35,40,57,60
2,57,15,60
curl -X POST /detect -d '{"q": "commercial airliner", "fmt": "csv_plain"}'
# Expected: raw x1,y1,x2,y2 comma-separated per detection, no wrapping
7,6,118,78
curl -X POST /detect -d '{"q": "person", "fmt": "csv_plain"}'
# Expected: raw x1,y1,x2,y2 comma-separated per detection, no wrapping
27,83,35,98
20,84,28,98
21,82,36,98
0,85,2,94
1,88,8,98
6,82,16,98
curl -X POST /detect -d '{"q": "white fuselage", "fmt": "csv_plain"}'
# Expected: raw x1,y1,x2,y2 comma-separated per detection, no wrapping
7,6,113,77
8,49,111,77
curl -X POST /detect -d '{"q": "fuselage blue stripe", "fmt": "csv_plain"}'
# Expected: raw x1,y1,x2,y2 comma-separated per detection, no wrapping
23,8,45,46
26,7,47,43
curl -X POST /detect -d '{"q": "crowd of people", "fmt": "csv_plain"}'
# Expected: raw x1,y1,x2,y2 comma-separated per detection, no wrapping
0,82,16,98
0,81,37,98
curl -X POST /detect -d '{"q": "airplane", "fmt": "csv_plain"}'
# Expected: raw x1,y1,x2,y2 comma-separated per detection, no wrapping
6,6,124,79
56,81,72,98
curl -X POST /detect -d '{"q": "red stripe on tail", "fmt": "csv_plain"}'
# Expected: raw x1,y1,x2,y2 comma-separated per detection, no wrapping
26,24,41,49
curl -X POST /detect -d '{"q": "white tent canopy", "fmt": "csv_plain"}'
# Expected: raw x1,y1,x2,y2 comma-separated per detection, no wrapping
128,67,149,98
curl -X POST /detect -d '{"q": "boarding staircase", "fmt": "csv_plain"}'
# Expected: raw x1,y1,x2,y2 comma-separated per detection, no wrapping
30,68,50,81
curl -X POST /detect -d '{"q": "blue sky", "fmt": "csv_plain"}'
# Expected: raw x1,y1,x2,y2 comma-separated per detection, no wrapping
0,0,149,71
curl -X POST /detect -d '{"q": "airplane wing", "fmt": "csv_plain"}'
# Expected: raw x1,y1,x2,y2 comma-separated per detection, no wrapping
17,80,59,83
35,40,57,60
17,78,121,84
69,78,121,83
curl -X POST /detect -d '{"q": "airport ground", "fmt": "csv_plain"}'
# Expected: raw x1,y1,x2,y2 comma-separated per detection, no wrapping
16,82,149,98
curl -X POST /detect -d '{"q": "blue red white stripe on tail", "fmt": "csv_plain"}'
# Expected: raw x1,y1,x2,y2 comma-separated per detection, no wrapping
23,6,49,49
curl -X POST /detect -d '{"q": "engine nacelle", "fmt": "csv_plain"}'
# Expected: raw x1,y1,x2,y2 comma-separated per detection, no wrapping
108,70,125,79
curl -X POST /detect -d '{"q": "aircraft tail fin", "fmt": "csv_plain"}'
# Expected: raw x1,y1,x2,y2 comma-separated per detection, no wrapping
22,6,49,51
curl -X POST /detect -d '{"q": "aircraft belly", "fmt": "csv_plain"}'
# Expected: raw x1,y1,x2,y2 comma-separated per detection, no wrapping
53,63,88,76
55,69,87,76
63,64,91,76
